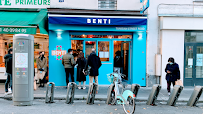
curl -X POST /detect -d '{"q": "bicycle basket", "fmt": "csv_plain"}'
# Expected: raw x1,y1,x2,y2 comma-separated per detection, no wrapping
107,74,114,83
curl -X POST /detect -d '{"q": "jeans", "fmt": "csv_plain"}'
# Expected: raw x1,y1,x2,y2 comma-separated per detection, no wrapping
65,68,74,85
167,81,175,93
5,73,12,92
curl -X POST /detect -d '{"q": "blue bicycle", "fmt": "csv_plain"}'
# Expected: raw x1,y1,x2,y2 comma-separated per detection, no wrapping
107,72,136,114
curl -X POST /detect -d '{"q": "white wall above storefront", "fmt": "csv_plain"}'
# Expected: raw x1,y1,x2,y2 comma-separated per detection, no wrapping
0,0,50,8
160,16,203,30
158,4,203,16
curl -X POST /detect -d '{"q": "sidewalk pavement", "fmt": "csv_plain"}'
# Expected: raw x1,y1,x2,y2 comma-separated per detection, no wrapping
0,83,202,102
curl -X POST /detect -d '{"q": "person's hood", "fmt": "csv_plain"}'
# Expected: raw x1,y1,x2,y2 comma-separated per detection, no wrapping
4,54,12,59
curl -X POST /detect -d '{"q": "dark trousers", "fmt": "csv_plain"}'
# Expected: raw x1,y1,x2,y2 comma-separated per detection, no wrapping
39,76,46,86
65,68,74,85
5,73,12,92
167,81,175,92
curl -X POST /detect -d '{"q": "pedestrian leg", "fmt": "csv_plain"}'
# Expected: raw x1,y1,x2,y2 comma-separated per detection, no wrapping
65,68,70,85
70,68,74,82
5,74,10,92
83,81,86,89
167,81,172,93
172,81,175,87
94,76,99,91
9,74,12,91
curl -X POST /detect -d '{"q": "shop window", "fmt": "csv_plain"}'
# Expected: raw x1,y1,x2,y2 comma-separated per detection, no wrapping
71,40,84,59
98,41,110,61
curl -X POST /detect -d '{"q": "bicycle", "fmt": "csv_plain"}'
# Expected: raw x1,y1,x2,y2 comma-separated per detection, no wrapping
106,72,136,114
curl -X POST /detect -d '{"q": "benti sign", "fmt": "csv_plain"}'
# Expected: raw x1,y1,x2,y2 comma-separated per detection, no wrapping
0,0,50,8
52,46,66,60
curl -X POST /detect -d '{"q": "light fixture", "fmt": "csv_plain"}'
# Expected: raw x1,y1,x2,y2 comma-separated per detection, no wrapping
138,34,142,40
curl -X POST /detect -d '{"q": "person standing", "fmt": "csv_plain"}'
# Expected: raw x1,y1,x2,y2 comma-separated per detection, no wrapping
4,48,13,95
37,51,47,87
85,48,102,94
62,49,76,86
76,52,87,89
165,57,180,96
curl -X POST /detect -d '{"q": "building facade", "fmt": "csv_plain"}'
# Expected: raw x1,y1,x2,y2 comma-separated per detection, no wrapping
148,0,203,88
48,0,148,86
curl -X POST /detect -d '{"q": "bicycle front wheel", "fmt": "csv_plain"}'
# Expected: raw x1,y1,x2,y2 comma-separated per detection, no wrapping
123,96,136,114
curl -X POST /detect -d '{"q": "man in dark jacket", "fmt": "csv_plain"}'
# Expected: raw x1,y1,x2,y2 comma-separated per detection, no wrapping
4,48,13,95
85,48,102,93
165,57,180,96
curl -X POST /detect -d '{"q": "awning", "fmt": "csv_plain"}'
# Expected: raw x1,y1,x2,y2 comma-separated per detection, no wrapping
0,9,48,35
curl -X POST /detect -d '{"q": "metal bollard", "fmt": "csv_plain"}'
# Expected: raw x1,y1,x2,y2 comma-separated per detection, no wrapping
86,83,98,105
45,82,55,103
131,84,140,98
66,82,76,104
167,85,183,106
187,86,203,107
146,84,161,106
106,84,115,104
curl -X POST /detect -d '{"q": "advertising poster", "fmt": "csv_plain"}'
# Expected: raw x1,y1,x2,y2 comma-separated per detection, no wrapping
15,53,28,68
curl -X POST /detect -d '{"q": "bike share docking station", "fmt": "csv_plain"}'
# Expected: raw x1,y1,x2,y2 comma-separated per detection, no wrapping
167,85,183,106
147,84,161,106
86,83,98,105
66,82,77,104
45,82,55,103
187,86,203,107
131,84,140,98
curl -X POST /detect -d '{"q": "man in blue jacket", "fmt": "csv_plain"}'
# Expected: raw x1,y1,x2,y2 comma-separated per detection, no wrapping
165,57,180,96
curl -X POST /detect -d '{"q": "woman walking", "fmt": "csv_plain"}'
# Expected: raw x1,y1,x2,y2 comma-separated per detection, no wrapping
76,52,87,89
165,57,180,96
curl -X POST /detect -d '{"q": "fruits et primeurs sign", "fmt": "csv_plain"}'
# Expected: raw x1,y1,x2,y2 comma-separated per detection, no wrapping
0,0,50,8
52,46,66,60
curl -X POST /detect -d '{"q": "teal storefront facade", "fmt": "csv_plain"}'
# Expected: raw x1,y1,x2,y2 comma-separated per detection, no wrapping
48,13,147,86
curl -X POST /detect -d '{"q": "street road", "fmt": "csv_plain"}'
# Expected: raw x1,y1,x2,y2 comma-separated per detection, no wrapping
0,99,203,114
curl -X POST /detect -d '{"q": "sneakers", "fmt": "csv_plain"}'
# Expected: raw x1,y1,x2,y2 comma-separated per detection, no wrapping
4,91,12,96
78,86,81,89
83,86,86,90
8,88,11,92
168,92,171,96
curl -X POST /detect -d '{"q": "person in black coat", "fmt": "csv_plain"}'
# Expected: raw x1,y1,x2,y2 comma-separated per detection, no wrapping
165,57,180,96
85,48,102,93
4,48,13,94
76,52,87,89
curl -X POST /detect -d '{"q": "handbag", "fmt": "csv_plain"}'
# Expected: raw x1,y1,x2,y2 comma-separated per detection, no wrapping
175,80,183,87
84,66,91,76
37,71,46,79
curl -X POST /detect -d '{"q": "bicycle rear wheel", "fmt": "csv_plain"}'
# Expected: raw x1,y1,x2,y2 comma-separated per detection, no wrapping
122,96,136,114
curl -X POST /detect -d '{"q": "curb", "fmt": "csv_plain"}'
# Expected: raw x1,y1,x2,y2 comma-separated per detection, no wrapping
2,96,203,103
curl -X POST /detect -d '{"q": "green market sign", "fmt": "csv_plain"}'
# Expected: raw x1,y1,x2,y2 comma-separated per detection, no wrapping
0,27,36,34
0,0,50,8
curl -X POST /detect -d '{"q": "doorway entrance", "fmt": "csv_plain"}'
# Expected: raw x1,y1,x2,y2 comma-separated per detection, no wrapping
184,43,203,86
70,32,132,84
